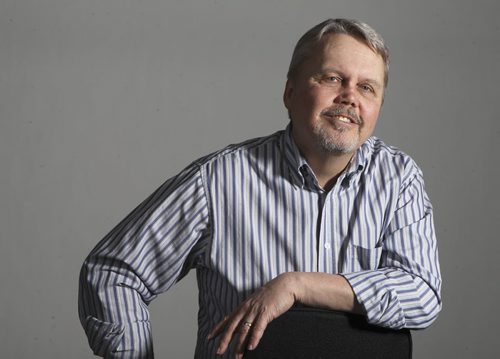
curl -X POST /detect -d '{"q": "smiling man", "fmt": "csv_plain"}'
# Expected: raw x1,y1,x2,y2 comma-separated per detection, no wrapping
284,31,386,190
79,19,442,358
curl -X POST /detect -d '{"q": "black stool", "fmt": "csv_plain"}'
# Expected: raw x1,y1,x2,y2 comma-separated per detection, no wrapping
244,307,412,359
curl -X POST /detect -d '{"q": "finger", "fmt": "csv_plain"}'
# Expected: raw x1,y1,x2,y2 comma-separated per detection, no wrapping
215,312,249,355
234,318,255,355
207,316,229,340
245,313,269,351
210,299,253,340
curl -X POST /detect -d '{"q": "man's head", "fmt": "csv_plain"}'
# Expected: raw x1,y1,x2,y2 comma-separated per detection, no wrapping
284,19,389,157
287,19,389,88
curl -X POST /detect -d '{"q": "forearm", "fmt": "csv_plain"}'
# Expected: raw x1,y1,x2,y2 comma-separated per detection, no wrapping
288,268,440,330
291,272,364,315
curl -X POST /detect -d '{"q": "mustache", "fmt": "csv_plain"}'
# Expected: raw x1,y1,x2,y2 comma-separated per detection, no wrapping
321,107,361,125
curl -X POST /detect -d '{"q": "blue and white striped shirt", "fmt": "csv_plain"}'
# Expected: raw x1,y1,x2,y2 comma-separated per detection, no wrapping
79,125,442,358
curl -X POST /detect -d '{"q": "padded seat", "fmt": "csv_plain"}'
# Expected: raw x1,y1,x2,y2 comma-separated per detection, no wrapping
244,307,412,359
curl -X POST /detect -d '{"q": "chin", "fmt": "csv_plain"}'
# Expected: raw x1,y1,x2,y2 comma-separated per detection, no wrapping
316,130,360,154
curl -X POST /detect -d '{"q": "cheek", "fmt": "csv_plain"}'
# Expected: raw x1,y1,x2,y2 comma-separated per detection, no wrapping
295,88,331,117
360,107,380,135
361,102,381,124
308,86,332,105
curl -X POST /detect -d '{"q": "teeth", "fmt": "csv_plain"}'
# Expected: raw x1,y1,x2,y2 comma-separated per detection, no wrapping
336,116,351,123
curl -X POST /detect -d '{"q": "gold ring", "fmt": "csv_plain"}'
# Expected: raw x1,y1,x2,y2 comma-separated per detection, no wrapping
243,321,253,328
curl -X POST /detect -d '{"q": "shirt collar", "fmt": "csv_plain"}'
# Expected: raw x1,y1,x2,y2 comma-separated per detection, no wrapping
282,124,308,172
345,140,369,178
281,124,313,189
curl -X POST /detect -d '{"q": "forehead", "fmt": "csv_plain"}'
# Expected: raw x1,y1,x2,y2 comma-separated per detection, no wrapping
304,34,385,83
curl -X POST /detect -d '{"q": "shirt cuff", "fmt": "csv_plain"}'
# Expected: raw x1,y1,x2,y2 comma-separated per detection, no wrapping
342,270,406,329
83,316,125,356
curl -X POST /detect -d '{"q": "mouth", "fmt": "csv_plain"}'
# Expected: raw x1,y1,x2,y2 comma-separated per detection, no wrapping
322,110,360,126
334,115,356,124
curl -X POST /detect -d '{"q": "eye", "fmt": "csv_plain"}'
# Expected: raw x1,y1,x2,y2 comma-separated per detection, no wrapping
323,75,342,83
359,83,375,93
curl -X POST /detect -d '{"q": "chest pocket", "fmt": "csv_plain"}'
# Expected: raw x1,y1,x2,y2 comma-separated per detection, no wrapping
340,244,383,273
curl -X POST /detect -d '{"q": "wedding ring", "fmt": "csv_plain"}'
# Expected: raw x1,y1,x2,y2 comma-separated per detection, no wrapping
243,321,253,328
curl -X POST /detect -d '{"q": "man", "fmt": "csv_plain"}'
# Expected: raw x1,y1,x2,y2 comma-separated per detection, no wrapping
79,19,442,358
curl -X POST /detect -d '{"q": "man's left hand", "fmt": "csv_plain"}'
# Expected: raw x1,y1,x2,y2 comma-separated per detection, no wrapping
207,272,298,358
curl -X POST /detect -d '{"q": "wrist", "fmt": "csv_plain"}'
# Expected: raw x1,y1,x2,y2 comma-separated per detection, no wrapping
283,272,307,304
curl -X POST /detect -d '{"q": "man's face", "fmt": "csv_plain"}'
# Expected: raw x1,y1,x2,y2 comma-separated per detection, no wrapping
284,33,385,157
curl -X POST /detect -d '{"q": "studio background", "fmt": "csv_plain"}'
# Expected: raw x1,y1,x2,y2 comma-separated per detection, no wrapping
1,0,498,358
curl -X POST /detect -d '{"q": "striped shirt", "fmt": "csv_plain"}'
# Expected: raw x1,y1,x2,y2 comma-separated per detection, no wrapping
79,125,442,358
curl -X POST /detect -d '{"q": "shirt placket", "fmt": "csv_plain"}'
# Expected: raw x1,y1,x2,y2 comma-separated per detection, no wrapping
317,190,336,273
316,174,351,274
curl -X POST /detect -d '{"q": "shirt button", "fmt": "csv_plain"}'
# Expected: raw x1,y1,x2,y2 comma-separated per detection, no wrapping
324,242,331,249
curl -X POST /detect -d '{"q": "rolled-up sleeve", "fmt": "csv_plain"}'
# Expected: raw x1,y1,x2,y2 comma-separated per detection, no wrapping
343,163,442,329
78,162,211,358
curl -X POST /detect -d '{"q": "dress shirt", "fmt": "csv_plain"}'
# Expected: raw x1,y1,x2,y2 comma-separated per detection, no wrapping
79,125,442,358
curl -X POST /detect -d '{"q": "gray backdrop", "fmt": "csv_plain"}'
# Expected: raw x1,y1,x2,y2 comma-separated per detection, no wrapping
1,0,499,358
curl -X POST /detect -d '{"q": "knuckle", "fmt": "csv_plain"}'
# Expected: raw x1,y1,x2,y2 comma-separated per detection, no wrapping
258,304,269,314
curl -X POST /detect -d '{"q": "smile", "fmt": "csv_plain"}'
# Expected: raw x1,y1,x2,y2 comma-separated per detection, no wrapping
321,108,360,126
335,115,354,124
326,114,359,127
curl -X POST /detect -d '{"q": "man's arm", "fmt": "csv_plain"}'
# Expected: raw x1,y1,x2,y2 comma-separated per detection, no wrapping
209,160,441,357
78,163,210,358
342,162,442,329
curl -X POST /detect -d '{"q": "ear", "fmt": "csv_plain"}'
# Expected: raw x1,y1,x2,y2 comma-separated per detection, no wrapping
283,79,294,111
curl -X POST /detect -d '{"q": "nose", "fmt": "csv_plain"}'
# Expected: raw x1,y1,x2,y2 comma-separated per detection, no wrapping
334,82,358,108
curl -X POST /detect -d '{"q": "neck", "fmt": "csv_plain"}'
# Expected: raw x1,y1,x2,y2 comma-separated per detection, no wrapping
305,150,354,191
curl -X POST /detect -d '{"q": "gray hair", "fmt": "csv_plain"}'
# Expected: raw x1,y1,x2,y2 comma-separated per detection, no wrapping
287,19,390,87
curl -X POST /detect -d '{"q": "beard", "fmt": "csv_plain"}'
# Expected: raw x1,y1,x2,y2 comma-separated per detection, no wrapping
313,122,360,154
